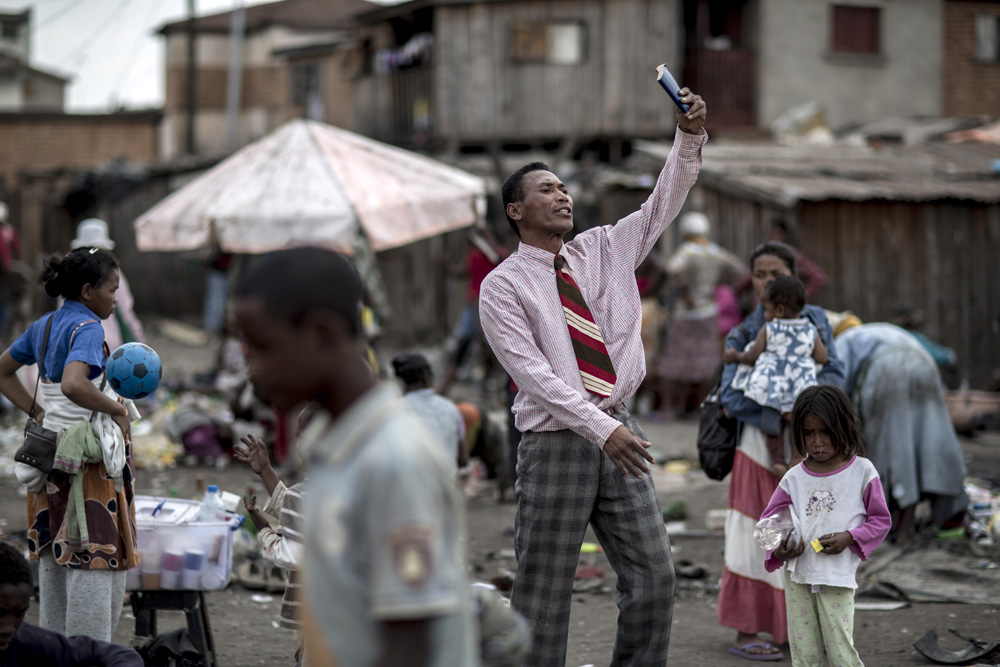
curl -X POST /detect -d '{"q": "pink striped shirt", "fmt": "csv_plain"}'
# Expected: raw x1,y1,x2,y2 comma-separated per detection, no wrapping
480,127,707,447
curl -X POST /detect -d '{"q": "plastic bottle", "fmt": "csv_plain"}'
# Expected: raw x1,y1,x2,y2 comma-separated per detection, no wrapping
198,485,226,522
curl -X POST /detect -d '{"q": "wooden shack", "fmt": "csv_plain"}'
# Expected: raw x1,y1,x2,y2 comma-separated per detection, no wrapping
352,0,686,148
637,138,1000,389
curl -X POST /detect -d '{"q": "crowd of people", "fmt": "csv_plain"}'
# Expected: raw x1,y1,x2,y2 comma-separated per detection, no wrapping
0,81,977,667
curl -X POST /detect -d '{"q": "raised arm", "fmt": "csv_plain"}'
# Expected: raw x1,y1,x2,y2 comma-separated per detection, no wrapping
606,123,707,271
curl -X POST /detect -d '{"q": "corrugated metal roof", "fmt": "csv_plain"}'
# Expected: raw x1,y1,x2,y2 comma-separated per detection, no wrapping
159,0,376,35
634,138,1000,205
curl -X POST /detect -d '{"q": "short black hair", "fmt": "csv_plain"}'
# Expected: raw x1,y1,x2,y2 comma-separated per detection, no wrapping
0,541,32,588
40,247,118,300
791,385,865,460
234,247,361,336
766,275,806,317
392,353,432,387
501,161,550,239
749,240,797,279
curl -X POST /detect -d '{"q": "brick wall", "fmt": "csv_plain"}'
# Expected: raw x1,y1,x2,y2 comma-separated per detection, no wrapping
944,1,1000,116
0,112,159,188
165,66,287,111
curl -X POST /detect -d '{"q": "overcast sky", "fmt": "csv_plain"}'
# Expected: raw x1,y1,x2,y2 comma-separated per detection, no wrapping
0,0,395,112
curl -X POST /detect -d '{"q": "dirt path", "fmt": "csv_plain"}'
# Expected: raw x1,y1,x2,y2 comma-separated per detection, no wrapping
3,322,999,666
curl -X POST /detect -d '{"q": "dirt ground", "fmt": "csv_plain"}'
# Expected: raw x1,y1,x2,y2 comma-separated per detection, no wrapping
3,322,999,666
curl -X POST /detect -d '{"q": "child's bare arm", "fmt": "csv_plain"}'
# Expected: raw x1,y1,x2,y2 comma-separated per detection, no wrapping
234,434,280,496
243,492,272,532
733,326,767,365
723,327,767,365
812,333,829,364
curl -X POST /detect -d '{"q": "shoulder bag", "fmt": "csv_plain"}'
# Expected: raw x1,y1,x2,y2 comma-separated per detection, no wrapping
696,381,739,481
14,314,59,474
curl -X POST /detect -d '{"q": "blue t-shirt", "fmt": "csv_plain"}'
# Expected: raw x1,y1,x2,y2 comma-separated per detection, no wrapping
10,300,107,381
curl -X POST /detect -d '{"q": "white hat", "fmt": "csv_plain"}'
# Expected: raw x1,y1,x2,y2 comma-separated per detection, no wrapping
680,211,710,238
71,218,115,250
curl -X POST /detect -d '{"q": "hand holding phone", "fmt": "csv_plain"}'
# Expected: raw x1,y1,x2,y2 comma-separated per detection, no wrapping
655,64,690,114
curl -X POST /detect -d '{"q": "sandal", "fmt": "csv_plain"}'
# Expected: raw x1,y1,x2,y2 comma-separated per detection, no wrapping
728,642,783,661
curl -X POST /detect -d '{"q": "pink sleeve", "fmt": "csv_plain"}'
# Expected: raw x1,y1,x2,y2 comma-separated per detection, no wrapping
606,127,706,270
762,487,794,573
848,478,891,561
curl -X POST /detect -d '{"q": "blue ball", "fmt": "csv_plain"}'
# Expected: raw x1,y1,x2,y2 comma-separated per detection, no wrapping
107,343,162,400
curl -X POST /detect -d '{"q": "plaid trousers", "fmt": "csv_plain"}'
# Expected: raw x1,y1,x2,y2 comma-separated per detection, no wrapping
510,407,674,666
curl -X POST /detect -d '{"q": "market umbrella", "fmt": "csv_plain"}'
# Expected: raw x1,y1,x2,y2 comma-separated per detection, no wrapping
133,119,486,253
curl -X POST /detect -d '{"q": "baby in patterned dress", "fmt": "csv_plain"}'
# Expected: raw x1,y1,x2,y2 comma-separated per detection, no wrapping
724,276,828,476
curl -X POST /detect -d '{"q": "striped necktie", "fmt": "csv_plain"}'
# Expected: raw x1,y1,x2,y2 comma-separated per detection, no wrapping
555,255,617,398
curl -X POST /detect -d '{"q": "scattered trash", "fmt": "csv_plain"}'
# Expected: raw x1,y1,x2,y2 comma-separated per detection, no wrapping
705,509,727,532
663,460,691,475
489,571,514,592
574,565,604,580
664,521,687,535
855,600,909,611
913,628,1000,665
661,499,687,522
674,560,707,579
250,594,274,604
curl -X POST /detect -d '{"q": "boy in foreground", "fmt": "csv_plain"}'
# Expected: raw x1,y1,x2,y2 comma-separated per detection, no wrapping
232,247,476,667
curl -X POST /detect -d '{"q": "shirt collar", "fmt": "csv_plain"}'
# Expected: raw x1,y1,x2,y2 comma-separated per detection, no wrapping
61,299,101,320
517,241,564,271
303,381,402,464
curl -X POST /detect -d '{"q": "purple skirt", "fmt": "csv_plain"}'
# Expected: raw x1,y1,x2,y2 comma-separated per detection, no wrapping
657,315,721,383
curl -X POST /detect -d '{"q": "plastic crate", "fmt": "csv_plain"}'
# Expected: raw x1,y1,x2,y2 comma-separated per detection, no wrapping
126,495,235,592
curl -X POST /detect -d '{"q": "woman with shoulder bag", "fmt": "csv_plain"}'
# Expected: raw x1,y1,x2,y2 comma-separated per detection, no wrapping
0,247,138,642
716,241,845,662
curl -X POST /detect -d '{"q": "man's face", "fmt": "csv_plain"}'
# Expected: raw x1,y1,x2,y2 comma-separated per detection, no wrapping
0,582,32,652
508,170,574,239
234,298,327,412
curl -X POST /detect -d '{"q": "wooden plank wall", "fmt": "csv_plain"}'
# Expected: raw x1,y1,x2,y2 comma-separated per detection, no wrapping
434,0,683,142
799,199,1000,390
103,176,211,318
696,184,792,261
353,68,435,144
375,229,468,348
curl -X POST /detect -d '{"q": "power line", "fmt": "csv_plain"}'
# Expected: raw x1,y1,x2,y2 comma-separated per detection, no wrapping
57,0,133,70
36,0,90,31
108,0,165,108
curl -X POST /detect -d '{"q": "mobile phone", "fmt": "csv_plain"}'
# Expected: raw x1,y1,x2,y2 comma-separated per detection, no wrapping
655,64,690,114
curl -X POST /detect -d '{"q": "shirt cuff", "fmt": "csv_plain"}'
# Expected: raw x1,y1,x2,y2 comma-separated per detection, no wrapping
586,411,625,449
674,125,708,155
262,481,288,517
